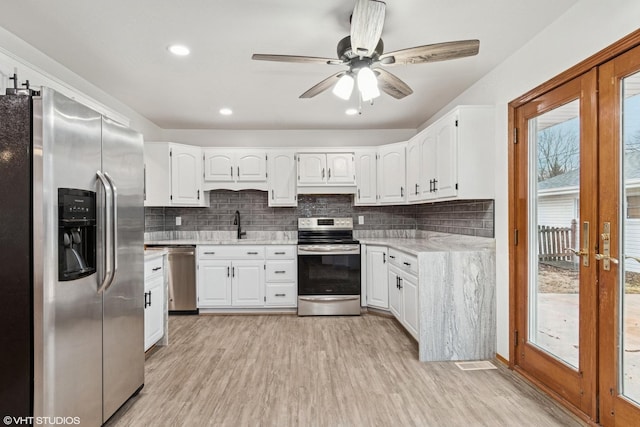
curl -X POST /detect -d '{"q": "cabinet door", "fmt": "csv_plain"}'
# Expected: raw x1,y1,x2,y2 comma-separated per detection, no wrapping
144,274,165,351
419,130,438,200
267,151,297,207
435,115,458,198
378,144,406,204
203,149,235,182
171,144,203,204
388,267,401,319
354,151,377,205
326,153,355,184
406,139,421,202
236,150,267,182
297,153,327,184
198,261,232,307
401,273,419,339
367,246,388,309
231,260,265,307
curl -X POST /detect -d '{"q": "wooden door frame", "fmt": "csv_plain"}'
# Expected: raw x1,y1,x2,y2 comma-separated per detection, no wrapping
508,28,640,424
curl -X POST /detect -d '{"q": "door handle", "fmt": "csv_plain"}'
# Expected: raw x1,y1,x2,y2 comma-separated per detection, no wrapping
232,266,235,277
227,266,230,277
230,166,233,177
104,172,118,277
400,186,404,197
563,221,590,267
625,255,640,263
322,168,325,179
597,222,616,270
383,253,386,263
237,166,240,177
96,171,113,294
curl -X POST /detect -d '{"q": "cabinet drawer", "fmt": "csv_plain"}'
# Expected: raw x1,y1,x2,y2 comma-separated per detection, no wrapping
198,245,265,259
388,248,418,276
266,260,296,282
266,245,296,259
265,283,297,306
144,256,164,279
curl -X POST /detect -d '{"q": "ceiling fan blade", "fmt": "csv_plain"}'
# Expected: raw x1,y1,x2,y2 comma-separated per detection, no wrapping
252,54,343,65
380,39,480,65
350,0,386,57
374,68,413,99
299,72,345,98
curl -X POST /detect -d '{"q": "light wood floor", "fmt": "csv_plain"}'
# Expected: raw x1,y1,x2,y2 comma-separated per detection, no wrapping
106,314,585,427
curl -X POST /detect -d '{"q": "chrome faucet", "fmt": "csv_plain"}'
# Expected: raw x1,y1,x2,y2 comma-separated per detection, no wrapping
233,210,246,239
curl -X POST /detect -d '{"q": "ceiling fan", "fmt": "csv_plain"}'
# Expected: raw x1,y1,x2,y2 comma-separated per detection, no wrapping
252,0,480,101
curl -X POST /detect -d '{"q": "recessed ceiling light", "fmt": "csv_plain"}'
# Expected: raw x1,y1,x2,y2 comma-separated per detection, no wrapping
168,45,190,56
345,108,358,116
219,108,233,116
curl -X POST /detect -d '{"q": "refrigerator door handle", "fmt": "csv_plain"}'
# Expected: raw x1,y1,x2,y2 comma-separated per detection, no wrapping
96,171,114,294
105,172,118,278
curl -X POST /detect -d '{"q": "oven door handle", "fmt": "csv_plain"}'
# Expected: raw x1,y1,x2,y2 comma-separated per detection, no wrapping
298,296,361,302
297,246,360,255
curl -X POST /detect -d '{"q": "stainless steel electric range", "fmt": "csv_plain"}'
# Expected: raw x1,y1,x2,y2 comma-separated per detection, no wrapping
297,217,361,316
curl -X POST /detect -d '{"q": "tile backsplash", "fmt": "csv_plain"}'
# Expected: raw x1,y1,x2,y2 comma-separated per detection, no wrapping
145,190,494,238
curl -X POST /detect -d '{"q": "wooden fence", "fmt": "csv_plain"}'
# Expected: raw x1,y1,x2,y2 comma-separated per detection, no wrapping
538,219,578,262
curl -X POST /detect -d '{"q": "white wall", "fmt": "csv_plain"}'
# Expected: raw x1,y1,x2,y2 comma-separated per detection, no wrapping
160,128,415,147
419,0,640,359
0,26,162,140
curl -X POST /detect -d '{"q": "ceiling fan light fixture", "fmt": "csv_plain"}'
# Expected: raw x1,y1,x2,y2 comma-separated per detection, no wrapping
357,66,380,101
332,74,355,100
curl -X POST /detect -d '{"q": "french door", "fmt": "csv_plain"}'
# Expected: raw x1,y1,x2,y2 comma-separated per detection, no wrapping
599,44,640,426
513,70,598,418
512,42,640,425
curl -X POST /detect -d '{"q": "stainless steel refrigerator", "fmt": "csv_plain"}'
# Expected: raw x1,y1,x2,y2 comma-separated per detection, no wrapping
0,86,145,425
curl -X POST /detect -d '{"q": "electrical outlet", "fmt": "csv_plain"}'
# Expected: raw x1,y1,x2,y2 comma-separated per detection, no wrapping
358,215,364,225
175,216,182,226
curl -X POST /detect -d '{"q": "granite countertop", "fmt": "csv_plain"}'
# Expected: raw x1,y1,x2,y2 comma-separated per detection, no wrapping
358,232,495,256
145,239,297,246
144,247,168,261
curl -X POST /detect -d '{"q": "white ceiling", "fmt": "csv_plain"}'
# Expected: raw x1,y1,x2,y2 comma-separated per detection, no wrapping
0,0,579,130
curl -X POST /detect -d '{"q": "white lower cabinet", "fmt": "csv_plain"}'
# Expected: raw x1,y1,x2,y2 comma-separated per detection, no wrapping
197,245,296,309
366,245,388,309
265,245,297,307
231,260,265,307
144,255,166,351
386,249,419,340
198,260,232,307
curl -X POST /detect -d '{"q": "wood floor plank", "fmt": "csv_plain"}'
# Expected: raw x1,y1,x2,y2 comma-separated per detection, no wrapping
106,314,585,426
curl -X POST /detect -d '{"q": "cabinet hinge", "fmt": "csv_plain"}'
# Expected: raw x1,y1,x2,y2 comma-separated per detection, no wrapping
513,128,518,144
514,330,518,346
455,119,458,127
514,229,519,246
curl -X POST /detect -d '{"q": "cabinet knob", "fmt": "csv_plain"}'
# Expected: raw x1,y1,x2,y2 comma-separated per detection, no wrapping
274,270,286,274
274,293,286,297
152,266,162,271
274,251,286,255
247,251,259,255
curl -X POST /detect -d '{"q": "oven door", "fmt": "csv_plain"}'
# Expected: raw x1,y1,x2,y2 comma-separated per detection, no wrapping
297,244,361,296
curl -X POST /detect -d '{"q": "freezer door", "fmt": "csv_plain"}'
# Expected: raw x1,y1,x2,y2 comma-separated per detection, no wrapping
101,117,145,422
35,88,103,425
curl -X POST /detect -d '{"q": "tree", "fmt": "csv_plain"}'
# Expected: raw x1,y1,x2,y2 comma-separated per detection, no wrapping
537,120,579,182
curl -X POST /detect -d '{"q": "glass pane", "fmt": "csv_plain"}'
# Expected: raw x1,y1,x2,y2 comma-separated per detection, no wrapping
621,70,640,404
528,100,581,369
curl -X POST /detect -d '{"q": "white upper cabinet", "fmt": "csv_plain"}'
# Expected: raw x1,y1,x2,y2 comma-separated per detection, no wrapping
377,142,407,204
171,144,204,205
410,105,495,203
144,142,208,207
354,150,377,205
297,153,327,185
203,148,267,190
297,152,355,186
203,151,234,182
326,153,355,184
406,138,421,202
267,151,297,207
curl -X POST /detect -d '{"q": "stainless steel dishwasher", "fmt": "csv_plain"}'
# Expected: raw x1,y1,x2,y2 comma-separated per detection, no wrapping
157,246,197,314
